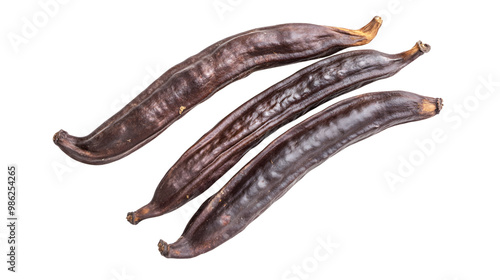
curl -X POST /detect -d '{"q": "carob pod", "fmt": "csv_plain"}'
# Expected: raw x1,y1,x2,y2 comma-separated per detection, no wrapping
53,17,383,165
158,90,443,258
127,41,431,225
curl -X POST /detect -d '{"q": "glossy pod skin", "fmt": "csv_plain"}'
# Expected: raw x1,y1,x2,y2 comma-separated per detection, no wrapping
53,17,383,165
127,41,430,225
158,91,443,258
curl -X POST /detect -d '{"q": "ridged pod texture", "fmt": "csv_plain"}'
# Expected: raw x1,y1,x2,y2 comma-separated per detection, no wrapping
159,91,443,258
128,41,430,225
54,17,382,165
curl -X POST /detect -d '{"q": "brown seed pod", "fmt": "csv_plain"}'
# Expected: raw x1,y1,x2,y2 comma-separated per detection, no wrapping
53,17,382,165
158,90,443,258
127,41,430,225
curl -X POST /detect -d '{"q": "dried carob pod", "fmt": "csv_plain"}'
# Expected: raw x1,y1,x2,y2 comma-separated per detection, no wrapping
53,17,382,164
158,90,443,258
128,41,430,224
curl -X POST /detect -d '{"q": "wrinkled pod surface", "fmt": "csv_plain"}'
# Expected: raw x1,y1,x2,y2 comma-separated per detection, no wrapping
53,17,382,165
158,90,443,258
128,41,430,225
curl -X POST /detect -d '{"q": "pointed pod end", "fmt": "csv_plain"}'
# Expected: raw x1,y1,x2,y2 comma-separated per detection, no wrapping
372,16,383,25
363,16,383,30
327,16,383,46
52,129,108,165
158,239,169,258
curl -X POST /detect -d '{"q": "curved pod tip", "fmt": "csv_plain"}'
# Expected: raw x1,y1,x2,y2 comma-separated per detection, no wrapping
362,16,383,32
53,129,66,144
327,16,383,46
417,40,431,53
53,129,80,154
421,97,444,116
357,16,383,44
158,240,169,257
399,41,431,60
358,16,383,44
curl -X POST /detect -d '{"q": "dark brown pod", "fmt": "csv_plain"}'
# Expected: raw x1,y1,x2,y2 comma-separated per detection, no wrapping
53,17,382,165
127,41,430,225
158,90,443,258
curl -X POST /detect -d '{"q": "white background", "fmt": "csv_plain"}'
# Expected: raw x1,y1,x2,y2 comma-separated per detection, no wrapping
1,0,499,279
